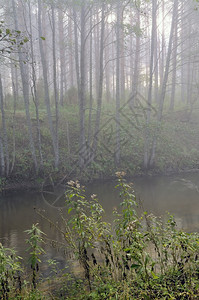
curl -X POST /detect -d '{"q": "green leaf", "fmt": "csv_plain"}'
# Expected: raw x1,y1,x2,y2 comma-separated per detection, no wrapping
68,208,73,214
131,264,140,269
151,271,159,279
123,248,131,252
40,36,45,40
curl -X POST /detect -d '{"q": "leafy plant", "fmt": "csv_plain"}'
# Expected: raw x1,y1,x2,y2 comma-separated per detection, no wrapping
63,180,111,290
0,243,22,299
60,173,199,299
25,223,45,290
2,174,199,298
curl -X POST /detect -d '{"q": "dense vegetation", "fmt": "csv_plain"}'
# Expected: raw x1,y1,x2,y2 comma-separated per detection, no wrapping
2,98,199,191
1,174,199,299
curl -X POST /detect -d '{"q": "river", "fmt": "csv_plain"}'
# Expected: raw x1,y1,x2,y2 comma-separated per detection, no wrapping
1,171,199,271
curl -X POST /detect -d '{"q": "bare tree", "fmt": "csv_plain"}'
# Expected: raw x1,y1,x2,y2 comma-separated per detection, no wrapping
92,1,105,161
150,0,179,167
12,0,38,172
38,0,59,168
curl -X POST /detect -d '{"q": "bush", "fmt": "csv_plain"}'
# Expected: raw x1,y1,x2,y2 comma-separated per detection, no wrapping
2,174,199,299
39,172,199,299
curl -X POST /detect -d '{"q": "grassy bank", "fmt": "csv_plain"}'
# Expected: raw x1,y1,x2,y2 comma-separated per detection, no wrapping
2,100,199,191
1,174,199,299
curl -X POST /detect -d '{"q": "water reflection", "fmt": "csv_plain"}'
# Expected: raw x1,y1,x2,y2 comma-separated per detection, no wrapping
1,171,199,262
0,191,68,273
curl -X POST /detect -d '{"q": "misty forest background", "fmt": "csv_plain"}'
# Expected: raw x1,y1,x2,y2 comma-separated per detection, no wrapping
0,0,199,183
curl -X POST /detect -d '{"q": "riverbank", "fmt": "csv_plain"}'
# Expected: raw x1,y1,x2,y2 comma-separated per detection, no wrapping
2,104,199,192
2,165,199,194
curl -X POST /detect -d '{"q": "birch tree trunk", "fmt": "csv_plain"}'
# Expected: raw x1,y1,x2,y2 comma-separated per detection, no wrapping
88,9,93,148
92,2,105,161
51,4,59,168
150,0,178,167
73,8,80,97
144,0,157,169
169,6,179,111
131,6,140,108
0,75,9,176
12,0,38,172
58,10,65,106
78,2,87,168
38,0,59,168
115,0,121,166
10,62,17,174
28,0,43,168
68,10,74,89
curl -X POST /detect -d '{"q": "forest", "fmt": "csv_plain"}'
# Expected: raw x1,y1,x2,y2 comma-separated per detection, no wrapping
2,1,199,298
0,0,199,186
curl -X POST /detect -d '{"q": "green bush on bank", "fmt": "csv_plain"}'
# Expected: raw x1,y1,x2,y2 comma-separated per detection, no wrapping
1,173,199,299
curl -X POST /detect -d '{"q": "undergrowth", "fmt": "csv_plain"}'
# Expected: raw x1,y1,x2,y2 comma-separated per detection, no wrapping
4,105,199,186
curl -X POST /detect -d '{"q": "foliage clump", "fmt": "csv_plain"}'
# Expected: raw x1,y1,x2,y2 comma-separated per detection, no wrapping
0,243,22,299
47,172,199,299
2,174,199,299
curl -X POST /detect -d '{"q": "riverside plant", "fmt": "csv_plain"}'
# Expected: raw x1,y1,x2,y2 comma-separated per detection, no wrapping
0,224,46,299
0,243,22,299
55,172,199,299
2,174,199,299
25,223,45,290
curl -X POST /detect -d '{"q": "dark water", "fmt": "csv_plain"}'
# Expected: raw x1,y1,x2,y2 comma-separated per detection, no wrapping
1,171,199,269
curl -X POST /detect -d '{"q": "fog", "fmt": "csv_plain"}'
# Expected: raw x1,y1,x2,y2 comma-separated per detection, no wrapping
0,0,198,181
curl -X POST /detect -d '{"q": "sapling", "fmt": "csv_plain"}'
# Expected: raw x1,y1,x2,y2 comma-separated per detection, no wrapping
25,223,45,290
